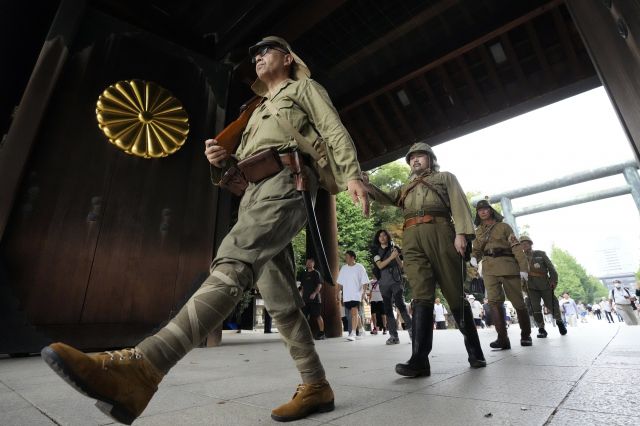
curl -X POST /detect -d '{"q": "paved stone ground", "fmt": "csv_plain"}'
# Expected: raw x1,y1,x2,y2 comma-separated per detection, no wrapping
1,319,638,425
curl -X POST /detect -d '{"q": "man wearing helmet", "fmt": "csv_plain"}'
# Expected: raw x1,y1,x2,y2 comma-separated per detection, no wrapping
41,36,369,423
365,142,486,378
519,235,566,337
471,200,532,349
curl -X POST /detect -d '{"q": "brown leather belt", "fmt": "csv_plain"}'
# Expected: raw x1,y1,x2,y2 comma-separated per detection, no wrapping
403,214,450,229
528,271,547,277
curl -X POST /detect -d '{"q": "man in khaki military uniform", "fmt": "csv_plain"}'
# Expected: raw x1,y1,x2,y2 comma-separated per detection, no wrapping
41,36,369,424
520,235,567,337
365,142,485,377
470,200,532,349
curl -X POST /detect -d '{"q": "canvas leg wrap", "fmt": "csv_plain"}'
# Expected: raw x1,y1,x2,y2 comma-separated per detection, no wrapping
137,262,252,374
274,309,326,384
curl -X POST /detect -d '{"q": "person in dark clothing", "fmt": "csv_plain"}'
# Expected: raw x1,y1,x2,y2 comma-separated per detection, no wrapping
371,229,412,345
299,257,326,340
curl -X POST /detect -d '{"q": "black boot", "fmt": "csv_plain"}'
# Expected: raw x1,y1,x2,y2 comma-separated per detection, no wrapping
395,302,432,377
537,327,548,338
489,303,511,350
515,308,533,347
556,319,567,335
452,305,486,368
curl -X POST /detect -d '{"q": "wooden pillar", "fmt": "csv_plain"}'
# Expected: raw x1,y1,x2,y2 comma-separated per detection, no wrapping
315,189,342,338
0,0,85,241
566,0,640,162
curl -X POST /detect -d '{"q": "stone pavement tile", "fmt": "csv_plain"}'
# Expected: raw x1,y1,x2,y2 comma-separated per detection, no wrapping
0,380,11,392
175,369,302,400
417,373,574,407
593,350,640,368
580,366,637,385
487,359,586,381
14,381,118,425
331,368,457,393
235,383,405,423
560,381,638,416
0,389,32,413
329,393,553,426
135,399,322,426
1,406,56,426
549,408,634,426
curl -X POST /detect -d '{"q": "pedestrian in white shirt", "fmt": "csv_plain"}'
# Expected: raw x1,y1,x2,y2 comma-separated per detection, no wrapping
337,250,371,340
609,280,638,326
433,298,448,330
468,295,484,329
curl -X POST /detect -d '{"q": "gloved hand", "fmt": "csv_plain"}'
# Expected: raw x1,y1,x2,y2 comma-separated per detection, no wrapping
520,271,528,281
470,257,478,267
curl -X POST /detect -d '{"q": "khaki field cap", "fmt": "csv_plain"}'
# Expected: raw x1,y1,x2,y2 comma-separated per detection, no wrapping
249,36,311,97
519,235,533,244
474,199,504,226
405,142,437,165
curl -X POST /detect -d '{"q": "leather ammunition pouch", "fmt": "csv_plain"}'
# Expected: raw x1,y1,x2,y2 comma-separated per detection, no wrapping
219,149,308,196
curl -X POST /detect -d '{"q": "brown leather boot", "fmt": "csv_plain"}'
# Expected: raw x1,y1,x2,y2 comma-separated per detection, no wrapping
41,343,163,425
489,303,511,350
271,379,335,422
515,308,533,346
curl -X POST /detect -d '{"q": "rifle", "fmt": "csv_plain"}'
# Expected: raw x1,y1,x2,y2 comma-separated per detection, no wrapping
214,96,262,157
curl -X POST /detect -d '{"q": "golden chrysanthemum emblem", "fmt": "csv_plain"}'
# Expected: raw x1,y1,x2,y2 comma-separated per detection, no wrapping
96,80,189,158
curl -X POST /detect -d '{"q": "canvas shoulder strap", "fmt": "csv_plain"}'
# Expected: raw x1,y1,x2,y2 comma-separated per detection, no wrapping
263,99,323,163
397,176,450,210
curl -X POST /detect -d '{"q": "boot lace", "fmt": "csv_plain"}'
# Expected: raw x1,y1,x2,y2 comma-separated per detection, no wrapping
101,348,143,369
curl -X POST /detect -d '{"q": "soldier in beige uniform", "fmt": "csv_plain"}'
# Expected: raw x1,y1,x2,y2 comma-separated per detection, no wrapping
470,200,532,349
520,235,567,337
41,36,369,424
366,142,485,377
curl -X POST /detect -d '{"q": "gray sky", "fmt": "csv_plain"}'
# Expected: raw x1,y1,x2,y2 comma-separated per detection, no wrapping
427,87,639,277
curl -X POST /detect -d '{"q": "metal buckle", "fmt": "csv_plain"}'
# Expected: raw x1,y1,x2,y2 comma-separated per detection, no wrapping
416,209,425,217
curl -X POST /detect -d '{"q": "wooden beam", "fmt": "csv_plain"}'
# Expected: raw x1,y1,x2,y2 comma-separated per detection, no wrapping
551,7,582,76
479,44,510,107
418,75,450,130
355,106,387,156
525,21,556,89
437,66,469,122
329,0,459,75
369,99,397,148
384,92,417,143
456,55,489,115
401,84,436,137
271,0,347,42
500,33,531,99
341,0,563,113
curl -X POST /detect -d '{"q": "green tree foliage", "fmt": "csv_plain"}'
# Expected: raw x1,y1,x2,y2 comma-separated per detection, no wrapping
336,191,375,271
367,161,410,243
551,246,608,303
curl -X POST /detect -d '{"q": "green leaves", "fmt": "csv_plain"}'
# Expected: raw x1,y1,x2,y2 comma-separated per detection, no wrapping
551,246,608,303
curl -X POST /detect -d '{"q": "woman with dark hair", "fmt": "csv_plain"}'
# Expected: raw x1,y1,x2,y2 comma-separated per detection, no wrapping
371,230,412,344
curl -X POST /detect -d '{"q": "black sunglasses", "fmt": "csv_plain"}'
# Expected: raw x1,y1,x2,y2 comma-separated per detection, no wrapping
251,46,289,63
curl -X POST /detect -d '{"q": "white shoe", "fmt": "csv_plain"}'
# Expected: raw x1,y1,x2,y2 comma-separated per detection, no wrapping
346,333,356,341
356,330,366,339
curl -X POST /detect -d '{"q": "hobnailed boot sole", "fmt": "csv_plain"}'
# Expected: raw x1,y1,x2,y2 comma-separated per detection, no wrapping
41,347,136,425
270,399,335,422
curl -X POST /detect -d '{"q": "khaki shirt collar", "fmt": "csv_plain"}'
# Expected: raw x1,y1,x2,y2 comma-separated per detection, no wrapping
266,78,295,100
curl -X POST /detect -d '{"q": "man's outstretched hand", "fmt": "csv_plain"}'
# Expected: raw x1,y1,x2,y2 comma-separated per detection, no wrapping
347,179,369,217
